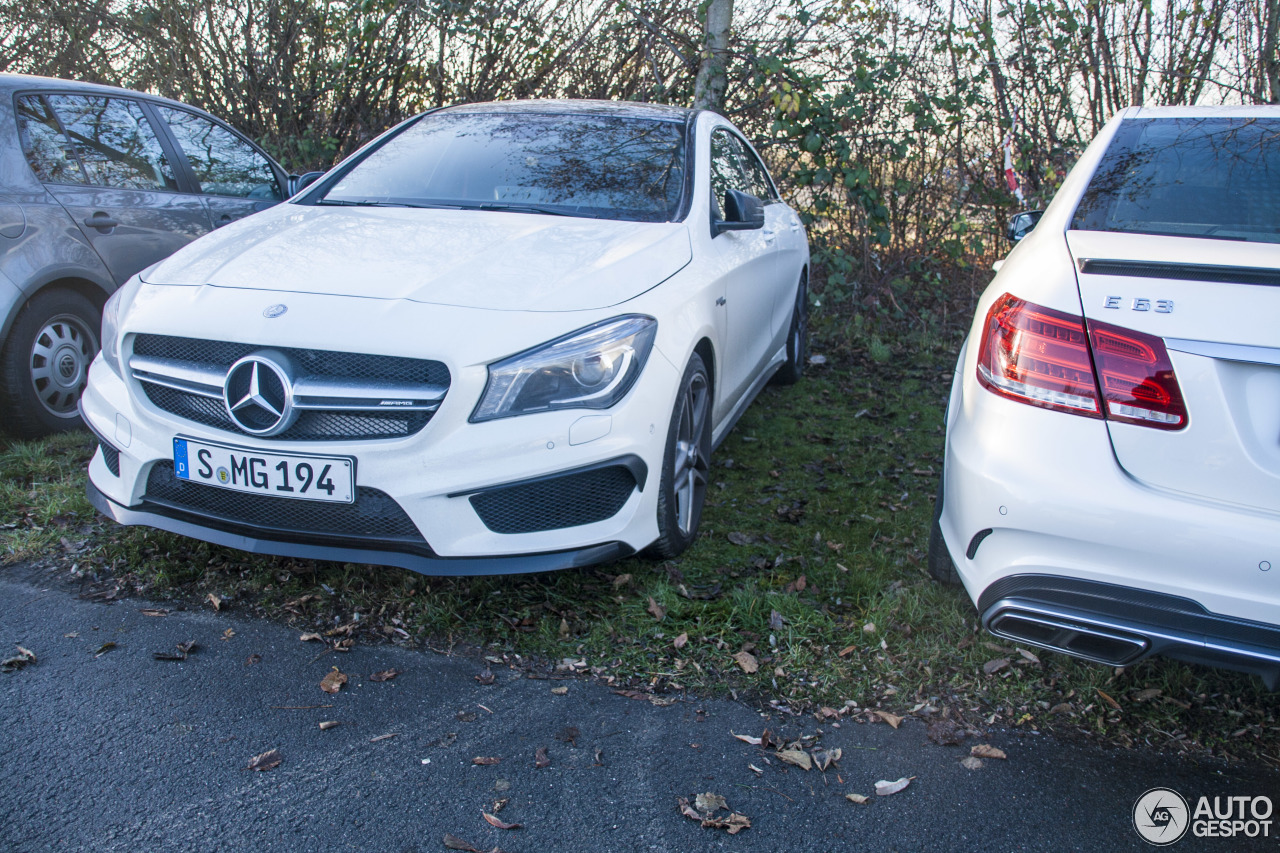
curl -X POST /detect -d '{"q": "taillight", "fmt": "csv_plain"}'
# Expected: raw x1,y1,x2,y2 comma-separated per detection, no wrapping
976,293,1187,430
1088,320,1187,429
976,294,1101,417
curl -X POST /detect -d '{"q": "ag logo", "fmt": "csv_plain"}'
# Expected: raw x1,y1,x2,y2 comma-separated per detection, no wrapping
216,467,230,485
1134,788,1190,845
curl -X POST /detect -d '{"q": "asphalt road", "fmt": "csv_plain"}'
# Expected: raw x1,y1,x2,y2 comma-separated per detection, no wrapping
1,564,1276,853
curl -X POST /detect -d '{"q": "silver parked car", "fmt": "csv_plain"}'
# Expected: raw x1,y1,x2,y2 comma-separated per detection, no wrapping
0,74,297,437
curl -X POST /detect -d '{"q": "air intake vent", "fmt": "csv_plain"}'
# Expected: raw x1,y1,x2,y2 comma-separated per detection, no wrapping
470,464,638,534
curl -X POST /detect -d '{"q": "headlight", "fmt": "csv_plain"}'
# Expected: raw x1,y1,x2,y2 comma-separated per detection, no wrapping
99,286,125,377
471,315,657,422
99,275,142,378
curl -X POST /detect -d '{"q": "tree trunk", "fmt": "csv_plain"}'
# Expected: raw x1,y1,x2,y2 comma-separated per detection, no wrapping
693,0,733,113
1265,0,1280,103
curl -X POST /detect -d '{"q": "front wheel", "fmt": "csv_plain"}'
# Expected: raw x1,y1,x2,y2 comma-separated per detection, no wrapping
770,271,808,386
648,352,712,559
0,288,101,438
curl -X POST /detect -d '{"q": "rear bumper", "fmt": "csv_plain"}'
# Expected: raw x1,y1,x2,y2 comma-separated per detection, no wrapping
88,479,633,576
980,575,1280,689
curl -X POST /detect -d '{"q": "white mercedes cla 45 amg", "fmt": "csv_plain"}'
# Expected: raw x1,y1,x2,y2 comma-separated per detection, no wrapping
81,101,810,575
932,106,1280,687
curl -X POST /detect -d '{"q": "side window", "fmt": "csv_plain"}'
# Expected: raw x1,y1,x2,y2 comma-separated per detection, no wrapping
709,129,752,220
159,108,281,200
732,137,778,203
15,96,86,184
45,95,177,191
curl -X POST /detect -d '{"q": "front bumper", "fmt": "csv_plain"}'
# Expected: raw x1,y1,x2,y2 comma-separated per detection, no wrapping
87,479,632,575
81,292,683,571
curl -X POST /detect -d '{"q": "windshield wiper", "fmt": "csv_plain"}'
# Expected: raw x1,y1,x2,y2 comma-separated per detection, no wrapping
476,202,583,217
316,199,463,210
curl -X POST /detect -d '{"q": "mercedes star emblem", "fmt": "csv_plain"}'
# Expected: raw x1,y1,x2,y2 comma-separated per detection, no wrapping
223,352,297,435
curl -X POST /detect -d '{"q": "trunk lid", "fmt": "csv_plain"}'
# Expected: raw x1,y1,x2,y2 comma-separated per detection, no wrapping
1069,230,1280,514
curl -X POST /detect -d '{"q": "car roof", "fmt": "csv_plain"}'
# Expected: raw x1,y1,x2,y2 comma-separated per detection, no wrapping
438,99,696,122
0,73,197,112
1127,104,1280,119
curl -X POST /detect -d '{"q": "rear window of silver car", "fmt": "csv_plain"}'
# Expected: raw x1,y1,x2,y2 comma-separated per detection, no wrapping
319,112,687,222
1071,117,1280,245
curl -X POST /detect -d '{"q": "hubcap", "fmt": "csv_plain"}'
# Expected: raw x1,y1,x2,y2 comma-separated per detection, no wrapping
29,314,98,418
672,370,710,535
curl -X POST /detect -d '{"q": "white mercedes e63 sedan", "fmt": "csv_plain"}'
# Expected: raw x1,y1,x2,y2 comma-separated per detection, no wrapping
931,106,1280,687
81,101,810,575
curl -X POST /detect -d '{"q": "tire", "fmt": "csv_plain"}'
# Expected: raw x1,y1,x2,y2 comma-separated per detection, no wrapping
647,352,712,559
770,271,808,386
0,288,101,439
927,475,962,585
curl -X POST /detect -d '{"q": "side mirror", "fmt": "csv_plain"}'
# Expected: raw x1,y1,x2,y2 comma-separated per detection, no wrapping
1007,209,1044,244
714,189,765,236
288,170,326,196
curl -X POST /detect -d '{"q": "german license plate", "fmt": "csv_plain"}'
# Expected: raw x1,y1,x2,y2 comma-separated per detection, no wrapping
173,437,354,504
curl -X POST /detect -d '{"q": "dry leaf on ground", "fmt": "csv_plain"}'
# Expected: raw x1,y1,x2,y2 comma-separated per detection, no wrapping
837,644,857,657
733,651,759,674
442,834,482,851
299,633,323,642
247,749,281,771
370,669,400,682
1097,689,1122,710
534,747,550,769
971,744,1007,760
926,718,964,746
875,777,913,796
647,597,666,621
673,632,688,649
483,812,521,830
812,747,842,771
677,795,751,834
320,667,348,694
732,733,762,746
206,593,222,611
139,608,168,617
550,686,568,695
475,667,495,685
1017,648,1040,664
612,573,632,588
318,721,340,730
1,645,36,671
872,710,903,729
93,642,116,657
472,756,500,766
983,658,1010,675
245,653,261,666
846,793,870,804
777,748,812,771
960,756,984,770
1133,688,1162,702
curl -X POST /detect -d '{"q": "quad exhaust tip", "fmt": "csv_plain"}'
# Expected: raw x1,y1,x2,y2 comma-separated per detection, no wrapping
986,607,1150,667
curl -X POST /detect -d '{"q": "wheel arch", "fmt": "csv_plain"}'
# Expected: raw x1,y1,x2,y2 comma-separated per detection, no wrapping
2,273,112,343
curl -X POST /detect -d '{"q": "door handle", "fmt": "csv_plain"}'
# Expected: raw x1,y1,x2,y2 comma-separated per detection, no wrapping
762,228,777,244
84,214,119,230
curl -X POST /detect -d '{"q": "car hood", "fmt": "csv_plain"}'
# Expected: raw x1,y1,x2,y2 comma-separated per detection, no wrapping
141,204,692,312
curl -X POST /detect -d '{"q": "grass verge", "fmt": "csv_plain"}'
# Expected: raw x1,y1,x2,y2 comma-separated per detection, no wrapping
2,318,1276,767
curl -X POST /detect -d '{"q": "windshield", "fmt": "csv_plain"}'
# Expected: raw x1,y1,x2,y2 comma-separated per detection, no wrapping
319,112,688,222
1071,117,1280,244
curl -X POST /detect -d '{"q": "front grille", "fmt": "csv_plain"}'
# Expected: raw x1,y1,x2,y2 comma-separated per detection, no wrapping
470,465,637,534
99,443,120,476
131,334,448,441
143,462,429,549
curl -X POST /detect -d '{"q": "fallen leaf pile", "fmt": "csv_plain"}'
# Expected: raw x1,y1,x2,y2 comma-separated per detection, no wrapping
732,729,841,773
677,793,751,834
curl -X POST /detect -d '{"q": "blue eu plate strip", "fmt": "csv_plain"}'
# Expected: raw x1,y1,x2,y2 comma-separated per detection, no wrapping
173,438,190,480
